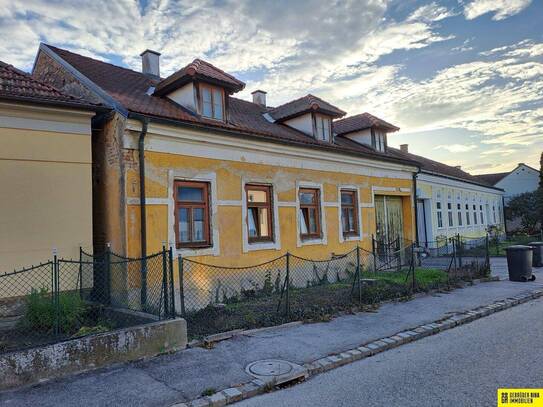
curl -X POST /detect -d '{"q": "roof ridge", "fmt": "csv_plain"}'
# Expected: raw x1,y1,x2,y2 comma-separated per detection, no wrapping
44,44,153,79
192,58,243,85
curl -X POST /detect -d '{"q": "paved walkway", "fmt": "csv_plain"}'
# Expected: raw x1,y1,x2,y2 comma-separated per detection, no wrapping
236,296,543,406
1,261,542,407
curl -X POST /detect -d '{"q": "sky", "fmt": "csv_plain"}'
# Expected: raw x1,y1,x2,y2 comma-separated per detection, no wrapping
0,0,542,174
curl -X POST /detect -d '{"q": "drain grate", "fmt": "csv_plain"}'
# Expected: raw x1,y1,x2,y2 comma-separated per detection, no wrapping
245,359,307,385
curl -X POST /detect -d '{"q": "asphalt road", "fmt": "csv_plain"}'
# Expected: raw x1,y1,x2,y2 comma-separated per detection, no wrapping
236,297,543,407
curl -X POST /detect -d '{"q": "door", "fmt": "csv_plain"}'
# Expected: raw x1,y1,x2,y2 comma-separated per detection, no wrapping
375,195,404,245
416,199,427,246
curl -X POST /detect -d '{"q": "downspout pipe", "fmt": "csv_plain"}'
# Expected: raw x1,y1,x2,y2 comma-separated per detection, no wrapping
413,167,421,247
138,117,149,309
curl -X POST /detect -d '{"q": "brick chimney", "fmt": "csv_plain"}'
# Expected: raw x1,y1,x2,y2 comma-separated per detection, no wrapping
251,90,267,107
400,144,408,153
140,49,161,78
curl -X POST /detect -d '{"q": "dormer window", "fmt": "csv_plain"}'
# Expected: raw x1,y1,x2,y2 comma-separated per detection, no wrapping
371,129,387,152
314,114,331,142
200,84,224,121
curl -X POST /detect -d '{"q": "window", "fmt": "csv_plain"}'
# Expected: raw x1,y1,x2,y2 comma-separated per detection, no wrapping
299,188,321,239
246,184,273,243
315,115,331,142
447,202,454,227
174,181,210,248
480,205,484,225
465,203,470,225
473,204,478,225
200,84,224,121
341,190,359,238
457,203,463,226
436,201,443,228
371,130,387,152
493,205,497,223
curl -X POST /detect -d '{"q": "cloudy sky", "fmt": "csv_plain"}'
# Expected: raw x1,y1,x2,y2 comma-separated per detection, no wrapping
1,0,542,174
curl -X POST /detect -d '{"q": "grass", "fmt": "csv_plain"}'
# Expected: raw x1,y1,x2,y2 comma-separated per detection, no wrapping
185,267,450,339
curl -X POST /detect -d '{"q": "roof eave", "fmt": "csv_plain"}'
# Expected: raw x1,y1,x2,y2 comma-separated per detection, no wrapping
420,169,505,192
0,94,107,113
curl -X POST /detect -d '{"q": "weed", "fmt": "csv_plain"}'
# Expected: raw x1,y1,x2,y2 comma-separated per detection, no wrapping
201,388,216,397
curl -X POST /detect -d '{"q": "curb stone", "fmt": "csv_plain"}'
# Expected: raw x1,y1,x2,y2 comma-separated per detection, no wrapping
171,289,543,407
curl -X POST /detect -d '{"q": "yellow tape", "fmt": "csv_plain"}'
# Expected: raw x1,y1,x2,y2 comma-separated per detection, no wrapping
498,389,543,406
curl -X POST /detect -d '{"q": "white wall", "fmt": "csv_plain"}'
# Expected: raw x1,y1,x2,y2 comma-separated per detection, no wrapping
342,128,372,147
167,82,196,112
495,164,539,203
417,172,504,243
284,113,313,136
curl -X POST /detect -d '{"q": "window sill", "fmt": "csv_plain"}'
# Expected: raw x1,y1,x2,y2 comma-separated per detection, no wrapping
175,245,218,257
244,240,281,252
342,234,361,242
300,236,326,246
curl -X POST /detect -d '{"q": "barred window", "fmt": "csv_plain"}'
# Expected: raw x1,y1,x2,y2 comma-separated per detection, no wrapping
174,181,211,248
246,184,273,243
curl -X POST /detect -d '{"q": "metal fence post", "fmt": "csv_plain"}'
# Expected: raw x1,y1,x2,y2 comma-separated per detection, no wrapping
168,246,175,317
411,244,416,293
485,233,490,274
105,243,111,305
162,245,169,319
177,254,186,317
356,246,362,303
78,247,83,299
285,252,290,318
53,248,59,336
371,234,377,273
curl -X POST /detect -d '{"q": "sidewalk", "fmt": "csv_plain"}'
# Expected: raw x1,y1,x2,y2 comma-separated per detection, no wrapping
1,263,542,407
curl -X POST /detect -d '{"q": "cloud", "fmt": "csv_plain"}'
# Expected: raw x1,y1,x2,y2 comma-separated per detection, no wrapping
434,144,477,153
463,0,532,21
407,2,457,22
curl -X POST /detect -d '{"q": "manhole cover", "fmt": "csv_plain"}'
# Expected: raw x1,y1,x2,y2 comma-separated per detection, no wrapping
245,359,307,385
248,360,293,377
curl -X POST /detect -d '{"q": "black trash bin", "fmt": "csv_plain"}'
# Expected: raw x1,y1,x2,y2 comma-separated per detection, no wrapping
529,242,543,267
505,245,534,282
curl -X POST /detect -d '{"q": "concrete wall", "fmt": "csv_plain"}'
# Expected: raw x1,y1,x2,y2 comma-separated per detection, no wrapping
0,102,94,272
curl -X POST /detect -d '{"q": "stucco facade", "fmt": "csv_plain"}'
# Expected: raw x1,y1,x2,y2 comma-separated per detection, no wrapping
0,101,95,271
121,120,417,268
415,172,504,245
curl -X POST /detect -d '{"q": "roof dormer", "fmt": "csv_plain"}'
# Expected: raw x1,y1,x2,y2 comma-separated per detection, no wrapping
333,112,399,153
268,94,345,142
153,58,245,122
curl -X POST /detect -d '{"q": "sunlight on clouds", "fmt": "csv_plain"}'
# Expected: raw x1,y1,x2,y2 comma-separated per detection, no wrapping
463,0,532,21
434,144,477,153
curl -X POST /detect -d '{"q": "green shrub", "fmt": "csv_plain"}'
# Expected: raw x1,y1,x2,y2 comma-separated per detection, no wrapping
21,288,85,334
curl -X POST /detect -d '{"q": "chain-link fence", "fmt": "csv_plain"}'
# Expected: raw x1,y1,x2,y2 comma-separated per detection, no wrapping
178,236,490,339
487,231,543,256
0,248,175,354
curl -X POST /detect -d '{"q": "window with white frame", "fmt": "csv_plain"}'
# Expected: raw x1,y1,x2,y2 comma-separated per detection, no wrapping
314,114,331,142
465,203,471,225
447,202,454,227
245,184,274,243
436,201,443,228
340,189,359,238
492,205,497,224
473,204,478,225
457,203,463,226
480,204,484,225
299,188,322,239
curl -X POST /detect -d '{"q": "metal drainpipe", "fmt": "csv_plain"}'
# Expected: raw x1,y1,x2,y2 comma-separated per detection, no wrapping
138,117,149,308
413,168,421,246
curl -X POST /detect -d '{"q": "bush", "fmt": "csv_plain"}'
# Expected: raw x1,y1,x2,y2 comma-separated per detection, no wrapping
21,288,85,334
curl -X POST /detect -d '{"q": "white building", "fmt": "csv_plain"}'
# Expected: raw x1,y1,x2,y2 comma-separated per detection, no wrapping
391,145,505,246
474,163,540,204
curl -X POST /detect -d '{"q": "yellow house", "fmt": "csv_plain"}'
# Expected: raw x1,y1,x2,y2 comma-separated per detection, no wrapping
0,60,98,272
32,45,419,272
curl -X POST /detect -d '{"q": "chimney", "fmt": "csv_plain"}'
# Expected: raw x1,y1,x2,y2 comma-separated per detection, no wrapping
400,144,408,153
251,90,267,107
140,49,161,77
455,165,462,170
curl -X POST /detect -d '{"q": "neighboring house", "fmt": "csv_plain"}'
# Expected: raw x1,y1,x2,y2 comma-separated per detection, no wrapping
32,43,419,275
475,163,541,232
0,60,99,272
390,145,505,246
475,163,540,204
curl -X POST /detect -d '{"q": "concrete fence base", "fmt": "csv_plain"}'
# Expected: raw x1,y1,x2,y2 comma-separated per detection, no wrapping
0,318,187,391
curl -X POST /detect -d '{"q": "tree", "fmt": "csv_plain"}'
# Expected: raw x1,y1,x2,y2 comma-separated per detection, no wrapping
507,191,541,233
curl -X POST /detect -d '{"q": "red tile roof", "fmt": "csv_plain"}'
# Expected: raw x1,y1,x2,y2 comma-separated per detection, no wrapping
40,44,418,167
334,112,399,135
388,147,502,190
155,58,245,95
0,60,97,109
269,94,346,121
